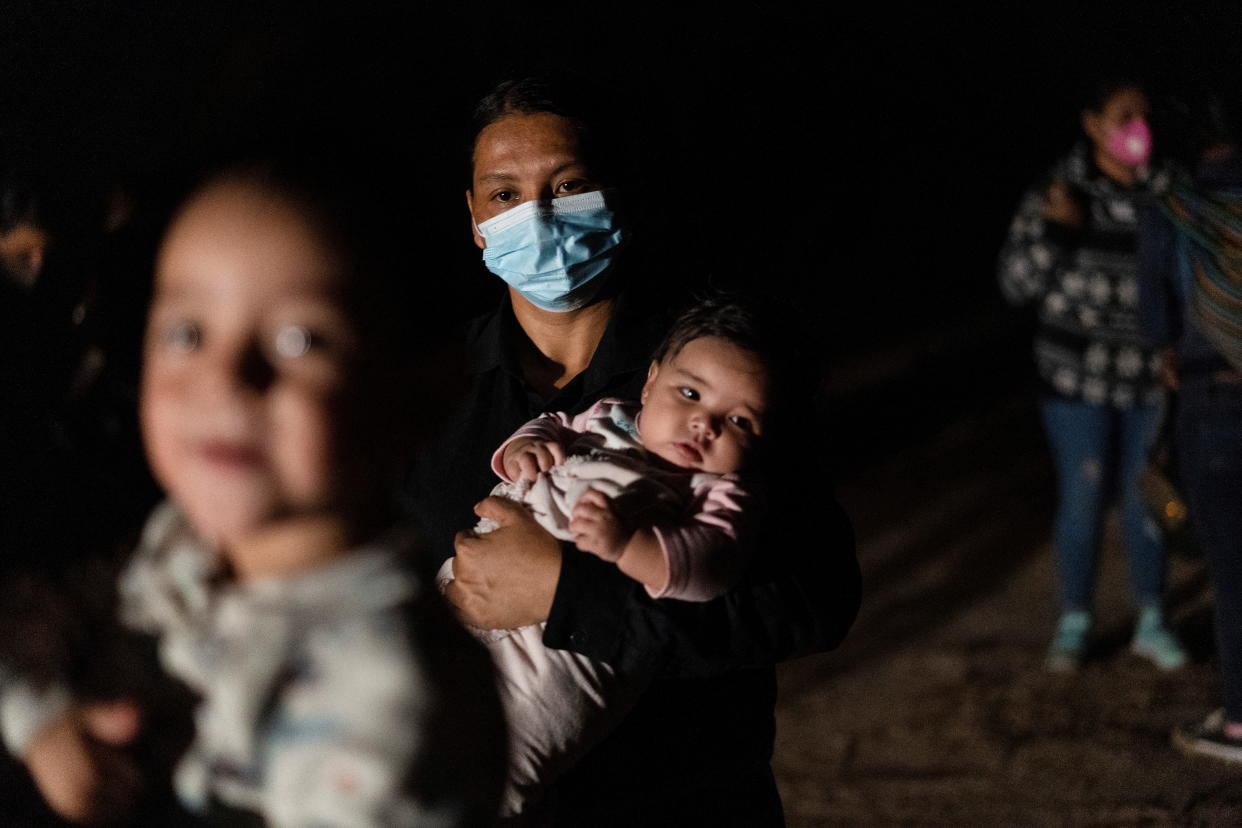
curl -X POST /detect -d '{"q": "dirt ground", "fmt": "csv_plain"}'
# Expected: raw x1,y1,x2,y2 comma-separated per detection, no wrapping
773,393,1242,827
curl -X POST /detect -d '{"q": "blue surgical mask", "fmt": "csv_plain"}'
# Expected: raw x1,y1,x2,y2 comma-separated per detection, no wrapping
476,190,624,312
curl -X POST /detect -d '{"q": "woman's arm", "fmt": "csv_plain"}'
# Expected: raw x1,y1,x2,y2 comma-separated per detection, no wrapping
447,488,859,679
997,176,1078,306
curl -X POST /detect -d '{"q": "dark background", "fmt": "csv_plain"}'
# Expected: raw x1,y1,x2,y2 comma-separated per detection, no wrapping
4,0,1242,469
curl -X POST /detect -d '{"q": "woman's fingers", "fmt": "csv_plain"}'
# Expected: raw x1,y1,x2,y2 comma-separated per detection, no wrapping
473,495,532,525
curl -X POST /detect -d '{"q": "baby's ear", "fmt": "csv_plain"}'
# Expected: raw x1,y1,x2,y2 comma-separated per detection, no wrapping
640,360,659,404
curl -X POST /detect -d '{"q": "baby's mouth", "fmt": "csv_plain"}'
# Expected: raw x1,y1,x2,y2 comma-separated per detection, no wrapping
672,442,703,464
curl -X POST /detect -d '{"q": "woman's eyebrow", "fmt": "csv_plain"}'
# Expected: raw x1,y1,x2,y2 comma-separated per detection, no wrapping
476,171,517,184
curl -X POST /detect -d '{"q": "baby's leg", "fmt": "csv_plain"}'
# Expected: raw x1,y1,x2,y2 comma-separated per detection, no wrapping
435,479,652,818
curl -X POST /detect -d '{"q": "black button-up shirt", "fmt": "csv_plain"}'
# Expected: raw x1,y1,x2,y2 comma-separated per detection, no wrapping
406,285,859,824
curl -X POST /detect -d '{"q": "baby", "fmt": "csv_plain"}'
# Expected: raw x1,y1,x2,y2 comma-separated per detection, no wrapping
441,296,776,819
13,161,506,826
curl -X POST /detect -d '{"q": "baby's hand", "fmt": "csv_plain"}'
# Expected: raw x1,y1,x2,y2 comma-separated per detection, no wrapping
502,438,566,483
570,489,630,562
26,700,143,825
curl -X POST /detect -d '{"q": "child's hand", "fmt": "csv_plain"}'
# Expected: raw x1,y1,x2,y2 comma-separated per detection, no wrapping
26,700,143,825
569,489,630,562
502,438,566,483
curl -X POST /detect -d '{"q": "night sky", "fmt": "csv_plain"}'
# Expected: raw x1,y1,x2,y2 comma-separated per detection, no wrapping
4,1,1242,391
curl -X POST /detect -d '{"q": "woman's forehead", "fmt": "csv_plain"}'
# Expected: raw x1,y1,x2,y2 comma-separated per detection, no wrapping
472,112,587,176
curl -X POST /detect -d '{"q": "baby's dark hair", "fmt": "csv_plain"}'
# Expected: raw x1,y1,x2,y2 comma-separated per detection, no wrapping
653,293,773,365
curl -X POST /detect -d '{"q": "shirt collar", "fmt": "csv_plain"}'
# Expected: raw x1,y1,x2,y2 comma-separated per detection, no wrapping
466,287,664,390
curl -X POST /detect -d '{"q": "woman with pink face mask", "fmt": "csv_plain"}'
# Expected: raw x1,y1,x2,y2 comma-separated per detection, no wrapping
998,78,1187,673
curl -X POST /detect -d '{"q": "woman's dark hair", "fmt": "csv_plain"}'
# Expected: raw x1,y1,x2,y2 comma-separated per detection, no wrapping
468,74,628,188
1080,75,1144,114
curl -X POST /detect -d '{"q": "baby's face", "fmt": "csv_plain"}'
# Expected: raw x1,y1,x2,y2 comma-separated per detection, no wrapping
639,336,768,475
141,179,363,548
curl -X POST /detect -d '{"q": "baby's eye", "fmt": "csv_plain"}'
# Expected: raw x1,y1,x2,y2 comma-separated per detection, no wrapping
164,320,201,352
274,325,324,359
728,415,754,433
678,386,699,401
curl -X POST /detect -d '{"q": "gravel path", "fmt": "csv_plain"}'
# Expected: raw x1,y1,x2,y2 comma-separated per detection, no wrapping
774,393,1242,827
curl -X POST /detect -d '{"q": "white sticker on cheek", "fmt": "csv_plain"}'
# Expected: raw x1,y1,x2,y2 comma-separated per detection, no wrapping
275,326,312,358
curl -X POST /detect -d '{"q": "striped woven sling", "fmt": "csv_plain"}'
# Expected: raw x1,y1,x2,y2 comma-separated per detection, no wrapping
1159,177,1242,371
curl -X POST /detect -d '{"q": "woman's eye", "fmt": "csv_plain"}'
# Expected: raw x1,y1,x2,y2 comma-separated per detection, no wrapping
678,387,699,401
555,179,585,194
494,190,515,203
274,325,323,359
164,320,201,352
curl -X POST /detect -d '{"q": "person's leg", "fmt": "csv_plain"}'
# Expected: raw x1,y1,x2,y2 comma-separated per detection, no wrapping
1175,383,1242,756
1039,397,1113,669
1118,402,1186,668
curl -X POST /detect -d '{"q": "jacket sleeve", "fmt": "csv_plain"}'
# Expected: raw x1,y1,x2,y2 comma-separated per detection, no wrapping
1136,202,1183,349
543,478,859,679
997,177,1077,306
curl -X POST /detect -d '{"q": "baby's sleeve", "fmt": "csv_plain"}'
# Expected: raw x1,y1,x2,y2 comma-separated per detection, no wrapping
648,477,755,603
490,410,581,481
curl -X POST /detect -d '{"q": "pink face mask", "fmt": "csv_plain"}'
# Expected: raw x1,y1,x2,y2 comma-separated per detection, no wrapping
1107,119,1152,166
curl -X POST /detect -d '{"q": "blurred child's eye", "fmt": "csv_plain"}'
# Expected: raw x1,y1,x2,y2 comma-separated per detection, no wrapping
274,325,320,359
728,415,753,433
678,387,699,401
165,320,201,352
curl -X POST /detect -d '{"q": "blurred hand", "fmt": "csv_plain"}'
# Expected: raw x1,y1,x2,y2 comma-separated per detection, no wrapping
1158,346,1179,390
1041,179,1085,229
569,489,628,562
446,497,561,629
26,700,143,825
501,438,566,483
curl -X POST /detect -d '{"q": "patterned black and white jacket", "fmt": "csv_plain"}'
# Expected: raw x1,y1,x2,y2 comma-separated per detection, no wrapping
999,143,1164,408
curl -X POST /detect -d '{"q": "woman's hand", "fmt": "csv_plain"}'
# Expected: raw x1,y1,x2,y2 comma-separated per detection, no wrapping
501,438,566,482
1041,179,1085,230
446,497,562,629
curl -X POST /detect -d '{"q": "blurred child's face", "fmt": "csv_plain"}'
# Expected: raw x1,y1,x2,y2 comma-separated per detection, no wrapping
0,222,48,289
141,179,363,548
639,336,768,475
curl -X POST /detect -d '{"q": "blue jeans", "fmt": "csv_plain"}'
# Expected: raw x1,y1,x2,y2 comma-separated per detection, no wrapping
1039,397,1165,611
1177,378,1242,721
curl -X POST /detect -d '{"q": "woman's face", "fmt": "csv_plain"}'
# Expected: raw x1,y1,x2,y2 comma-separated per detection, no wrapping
1082,86,1149,165
466,111,601,249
